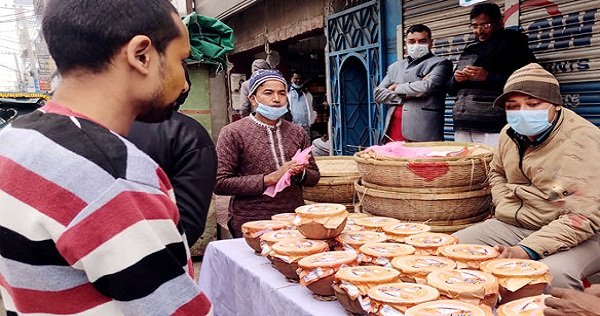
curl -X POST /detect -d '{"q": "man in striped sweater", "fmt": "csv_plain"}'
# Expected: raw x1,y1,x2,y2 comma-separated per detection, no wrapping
0,0,212,315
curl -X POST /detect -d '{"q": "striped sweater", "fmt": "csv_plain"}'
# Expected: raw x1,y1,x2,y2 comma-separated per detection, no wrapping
0,102,212,315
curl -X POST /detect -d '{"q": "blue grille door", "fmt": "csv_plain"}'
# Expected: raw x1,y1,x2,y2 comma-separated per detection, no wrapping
340,57,370,155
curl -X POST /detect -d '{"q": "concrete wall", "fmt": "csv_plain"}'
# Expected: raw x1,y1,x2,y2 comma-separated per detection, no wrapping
224,0,325,53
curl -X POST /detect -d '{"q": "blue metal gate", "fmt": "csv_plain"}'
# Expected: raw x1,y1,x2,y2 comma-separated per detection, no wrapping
327,0,385,155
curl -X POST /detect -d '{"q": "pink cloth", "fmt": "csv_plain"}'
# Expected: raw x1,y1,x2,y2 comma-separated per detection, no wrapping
367,142,433,158
264,146,313,197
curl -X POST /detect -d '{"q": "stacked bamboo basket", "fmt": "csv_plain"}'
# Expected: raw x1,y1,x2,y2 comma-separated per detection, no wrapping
353,142,494,233
303,156,360,212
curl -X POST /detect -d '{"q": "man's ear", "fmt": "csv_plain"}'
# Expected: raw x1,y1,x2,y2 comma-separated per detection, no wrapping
126,35,153,75
248,94,257,106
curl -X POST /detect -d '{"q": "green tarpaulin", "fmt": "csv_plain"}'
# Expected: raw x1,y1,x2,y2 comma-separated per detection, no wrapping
182,13,234,71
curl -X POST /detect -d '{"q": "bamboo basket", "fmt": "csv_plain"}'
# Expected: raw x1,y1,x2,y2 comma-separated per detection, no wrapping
303,156,360,203
361,179,488,194
354,180,491,222
354,142,493,188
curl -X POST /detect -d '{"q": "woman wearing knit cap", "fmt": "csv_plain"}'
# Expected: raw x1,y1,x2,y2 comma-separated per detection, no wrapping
453,63,600,292
215,69,320,237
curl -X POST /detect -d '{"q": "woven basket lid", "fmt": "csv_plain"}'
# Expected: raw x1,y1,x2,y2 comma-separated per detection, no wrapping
298,250,357,269
357,142,494,161
260,230,304,243
359,242,416,257
391,255,456,274
368,283,440,305
497,294,549,316
438,244,499,261
404,233,458,248
271,239,328,256
241,220,288,234
295,203,347,217
479,259,549,278
335,266,399,283
427,269,497,294
315,156,360,177
336,231,388,245
271,213,297,223
405,299,491,316
383,222,431,235
353,216,401,229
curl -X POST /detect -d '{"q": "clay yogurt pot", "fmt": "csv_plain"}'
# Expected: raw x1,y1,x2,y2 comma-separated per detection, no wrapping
259,229,305,257
497,294,550,316
269,238,329,280
271,213,298,226
358,242,415,267
480,259,551,304
403,232,458,255
405,300,494,316
367,282,440,315
334,231,388,253
437,244,499,269
352,216,401,232
241,220,290,253
391,255,456,284
294,203,348,239
427,269,499,309
347,212,370,225
383,222,431,243
297,250,359,296
333,266,400,315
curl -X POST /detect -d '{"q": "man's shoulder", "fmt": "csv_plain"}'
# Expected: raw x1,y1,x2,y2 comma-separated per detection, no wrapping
220,116,252,136
424,55,452,66
389,60,408,69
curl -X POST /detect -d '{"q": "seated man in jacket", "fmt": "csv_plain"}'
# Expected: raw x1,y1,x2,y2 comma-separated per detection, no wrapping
374,24,452,142
454,63,600,290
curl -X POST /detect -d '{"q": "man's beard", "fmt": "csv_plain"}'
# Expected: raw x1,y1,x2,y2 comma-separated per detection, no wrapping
135,91,175,123
135,60,175,123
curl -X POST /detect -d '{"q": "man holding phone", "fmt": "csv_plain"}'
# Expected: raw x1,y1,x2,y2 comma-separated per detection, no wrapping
449,3,536,146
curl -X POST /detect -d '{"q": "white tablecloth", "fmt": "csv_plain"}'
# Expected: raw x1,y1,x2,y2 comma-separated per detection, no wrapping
198,238,348,316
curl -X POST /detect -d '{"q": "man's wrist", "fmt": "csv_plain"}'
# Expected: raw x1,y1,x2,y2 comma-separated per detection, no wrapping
518,244,540,260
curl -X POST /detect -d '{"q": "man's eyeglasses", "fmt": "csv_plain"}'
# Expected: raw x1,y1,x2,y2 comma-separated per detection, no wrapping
469,23,493,30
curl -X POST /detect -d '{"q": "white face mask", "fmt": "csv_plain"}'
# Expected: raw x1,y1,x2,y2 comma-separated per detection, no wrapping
407,44,429,60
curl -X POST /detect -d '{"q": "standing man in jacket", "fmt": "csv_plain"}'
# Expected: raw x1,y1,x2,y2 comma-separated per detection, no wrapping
374,24,453,142
454,63,600,290
288,71,317,137
450,2,536,146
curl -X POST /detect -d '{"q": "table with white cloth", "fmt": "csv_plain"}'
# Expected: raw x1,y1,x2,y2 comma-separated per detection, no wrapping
198,238,348,316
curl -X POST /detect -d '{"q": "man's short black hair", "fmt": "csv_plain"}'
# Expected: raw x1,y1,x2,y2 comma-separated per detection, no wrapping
470,2,502,22
43,0,181,75
406,24,432,39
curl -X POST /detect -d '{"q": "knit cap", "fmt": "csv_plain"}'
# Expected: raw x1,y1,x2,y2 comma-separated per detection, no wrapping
248,69,288,96
493,63,563,108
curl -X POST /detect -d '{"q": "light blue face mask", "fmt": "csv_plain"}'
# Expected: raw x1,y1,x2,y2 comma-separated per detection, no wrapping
256,102,288,121
506,106,553,136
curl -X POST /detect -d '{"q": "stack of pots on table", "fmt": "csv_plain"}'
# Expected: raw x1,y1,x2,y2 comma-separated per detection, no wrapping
353,141,494,233
240,210,552,315
303,156,360,212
